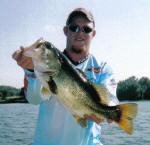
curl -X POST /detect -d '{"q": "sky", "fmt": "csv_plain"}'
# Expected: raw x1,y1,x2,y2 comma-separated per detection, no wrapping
0,0,150,88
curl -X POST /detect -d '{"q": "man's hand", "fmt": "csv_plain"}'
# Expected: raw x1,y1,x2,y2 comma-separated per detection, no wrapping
12,46,34,70
107,119,113,123
84,114,113,124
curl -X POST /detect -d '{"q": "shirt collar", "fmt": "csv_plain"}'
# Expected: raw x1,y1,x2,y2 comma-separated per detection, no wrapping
63,49,89,66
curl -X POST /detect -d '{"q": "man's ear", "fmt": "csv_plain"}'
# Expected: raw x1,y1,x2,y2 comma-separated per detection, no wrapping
92,30,96,37
63,26,68,36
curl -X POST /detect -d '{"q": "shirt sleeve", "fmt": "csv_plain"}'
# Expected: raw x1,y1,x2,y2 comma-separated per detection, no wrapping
24,69,50,105
98,62,119,106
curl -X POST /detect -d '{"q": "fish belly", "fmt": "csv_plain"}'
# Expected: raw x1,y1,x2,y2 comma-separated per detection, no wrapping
53,74,91,118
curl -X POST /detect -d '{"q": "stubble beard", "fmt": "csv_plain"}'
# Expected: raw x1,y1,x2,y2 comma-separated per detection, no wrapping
70,46,85,54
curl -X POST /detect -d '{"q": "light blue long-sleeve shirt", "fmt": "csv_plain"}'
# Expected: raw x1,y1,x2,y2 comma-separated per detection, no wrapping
24,54,119,145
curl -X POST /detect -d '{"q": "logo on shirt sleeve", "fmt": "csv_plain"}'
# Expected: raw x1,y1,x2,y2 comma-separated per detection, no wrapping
87,67,101,73
109,79,117,88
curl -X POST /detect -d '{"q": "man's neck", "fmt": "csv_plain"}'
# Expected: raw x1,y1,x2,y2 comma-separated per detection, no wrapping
64,48,89,63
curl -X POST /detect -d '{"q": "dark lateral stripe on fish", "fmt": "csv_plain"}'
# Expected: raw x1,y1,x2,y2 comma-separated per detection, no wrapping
87,104,121,122
110,106,121,122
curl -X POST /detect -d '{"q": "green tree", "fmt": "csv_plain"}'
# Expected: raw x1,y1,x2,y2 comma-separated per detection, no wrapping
117,76,141,101
0,86,21,97
20,87,25,97
138,77,150,100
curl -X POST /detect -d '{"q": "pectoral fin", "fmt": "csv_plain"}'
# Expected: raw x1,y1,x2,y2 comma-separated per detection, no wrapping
73,115,88,128
41,86,51,99
92,83,109,105
40,77,57,99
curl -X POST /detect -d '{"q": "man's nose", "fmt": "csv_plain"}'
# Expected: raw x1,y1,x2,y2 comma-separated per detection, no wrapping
76,29,84,35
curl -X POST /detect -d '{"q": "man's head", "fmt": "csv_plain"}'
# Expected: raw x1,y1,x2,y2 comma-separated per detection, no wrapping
66,8,95,28
64,8,96,54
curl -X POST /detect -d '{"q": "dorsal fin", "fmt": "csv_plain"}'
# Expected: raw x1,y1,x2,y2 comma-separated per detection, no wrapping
25,38,44,50
92,83,109,105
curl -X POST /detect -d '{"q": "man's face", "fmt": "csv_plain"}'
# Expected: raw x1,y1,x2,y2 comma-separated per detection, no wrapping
64,16,96,54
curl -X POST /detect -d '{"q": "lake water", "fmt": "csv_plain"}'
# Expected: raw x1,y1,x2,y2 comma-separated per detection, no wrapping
101,101,150,145
0,101,149,145
0,104,38,145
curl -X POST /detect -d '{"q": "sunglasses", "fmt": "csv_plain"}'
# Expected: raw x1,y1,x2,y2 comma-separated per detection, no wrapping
67,24,93,34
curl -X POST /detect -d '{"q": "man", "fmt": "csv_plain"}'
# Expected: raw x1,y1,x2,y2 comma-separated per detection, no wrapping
12,8,119,145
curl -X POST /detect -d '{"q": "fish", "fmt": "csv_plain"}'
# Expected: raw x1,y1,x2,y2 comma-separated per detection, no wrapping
23,38,138,134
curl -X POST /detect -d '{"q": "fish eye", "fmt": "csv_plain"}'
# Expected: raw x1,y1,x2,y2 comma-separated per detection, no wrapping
45,41,53,50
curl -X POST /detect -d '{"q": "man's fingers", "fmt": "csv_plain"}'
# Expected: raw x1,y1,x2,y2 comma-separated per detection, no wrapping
94,118,104,123
17,56,31,66
20,46,25,51
12,50,22,60
12,46,34,70
107,119,113,123
83,114,91,120
12,46,25,60
84,114,104,123
90,114,103,123
21,58,33,68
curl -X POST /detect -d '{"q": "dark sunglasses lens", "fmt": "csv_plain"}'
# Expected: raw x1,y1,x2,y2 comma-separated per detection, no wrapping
68,25,78,32
83,26,93,33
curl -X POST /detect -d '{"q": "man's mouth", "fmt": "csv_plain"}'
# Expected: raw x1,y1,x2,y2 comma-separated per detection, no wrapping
75,38,85,42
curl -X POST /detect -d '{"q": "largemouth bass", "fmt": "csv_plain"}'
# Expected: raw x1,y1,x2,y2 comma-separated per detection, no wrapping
23,38,138,134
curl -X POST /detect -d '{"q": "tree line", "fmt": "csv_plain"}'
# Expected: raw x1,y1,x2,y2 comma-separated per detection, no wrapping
0,86,24,97
0,86,27,103
117,76,150,101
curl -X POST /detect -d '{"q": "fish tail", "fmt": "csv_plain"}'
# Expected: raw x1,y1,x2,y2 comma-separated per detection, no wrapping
115,103,138,134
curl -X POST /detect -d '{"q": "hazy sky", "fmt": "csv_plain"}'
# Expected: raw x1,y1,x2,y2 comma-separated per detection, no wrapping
0,0,150,88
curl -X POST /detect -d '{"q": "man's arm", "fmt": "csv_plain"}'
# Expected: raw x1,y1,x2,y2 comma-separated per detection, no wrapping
99,61,119,106
24,69,47,104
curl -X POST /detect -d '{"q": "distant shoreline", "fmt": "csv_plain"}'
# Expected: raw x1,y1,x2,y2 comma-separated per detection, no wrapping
0,95,28,104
